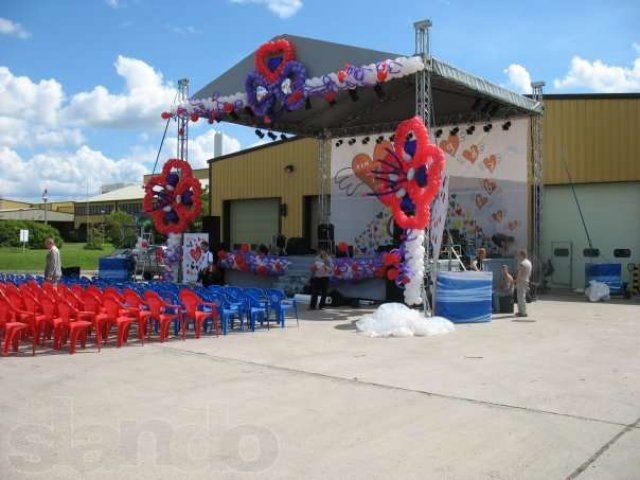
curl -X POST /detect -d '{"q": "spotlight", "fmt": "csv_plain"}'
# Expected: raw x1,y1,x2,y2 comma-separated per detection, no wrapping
335,139,343,147
280,133,288,141
362,136,370,145
255,129,265,139
348,89,359,102
466,125,476,135
305,98,312,110
502,121,512,131
435,129,443,139
450,127,459,136
267,131,278,141
376,135,384,144
389,134,396,142
483,123,493,133
348,138,357,145
373,83,386,100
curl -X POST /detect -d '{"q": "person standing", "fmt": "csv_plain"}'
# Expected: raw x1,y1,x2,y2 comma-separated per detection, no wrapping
492,265,515,312
309,249,333,310
515,249,532,317
44,237,62,285
197,240,216,287
471,247,487,271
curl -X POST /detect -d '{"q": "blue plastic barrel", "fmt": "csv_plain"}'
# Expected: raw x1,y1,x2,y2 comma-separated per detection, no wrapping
435,271,493,323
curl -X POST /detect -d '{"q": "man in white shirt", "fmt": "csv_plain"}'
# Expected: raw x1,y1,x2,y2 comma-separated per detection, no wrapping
44,237,62,285
198,240,216,287
309,249,333,310
515,249,532,317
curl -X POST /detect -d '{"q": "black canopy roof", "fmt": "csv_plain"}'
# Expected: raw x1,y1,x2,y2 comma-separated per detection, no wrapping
193,34,541,137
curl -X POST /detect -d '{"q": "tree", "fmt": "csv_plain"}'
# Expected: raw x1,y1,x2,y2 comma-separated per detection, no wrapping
104,210,137,248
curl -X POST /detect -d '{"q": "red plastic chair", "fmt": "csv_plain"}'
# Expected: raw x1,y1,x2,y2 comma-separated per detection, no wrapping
143,291,181,342
78,290,110,350
1,294,29,356
122,289,152,329
52,299,93,354
179,289,219,338
38,293,58,344
96,298,137,347
3,288,45,355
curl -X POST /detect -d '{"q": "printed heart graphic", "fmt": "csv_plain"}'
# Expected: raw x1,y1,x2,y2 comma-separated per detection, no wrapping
190,246,202,263
482,179,497,195
483,154,497,172
351,142,391,192
439,135,460,156
462,145,479,164
475,194,489,209
255,39,296,84
491,210,504,222
507,220,520,231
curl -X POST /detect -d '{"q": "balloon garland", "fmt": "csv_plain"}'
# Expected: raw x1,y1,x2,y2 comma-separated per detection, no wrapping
217,250,291,277
143,159,202,235
371,116,446,305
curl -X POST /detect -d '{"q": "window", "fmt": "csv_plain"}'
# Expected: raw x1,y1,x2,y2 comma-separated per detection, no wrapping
583,248,600,258
553,248,570,257
613,249,631,258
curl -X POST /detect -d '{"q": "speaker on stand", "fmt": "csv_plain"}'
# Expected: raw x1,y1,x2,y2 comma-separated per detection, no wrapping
317,223,334,253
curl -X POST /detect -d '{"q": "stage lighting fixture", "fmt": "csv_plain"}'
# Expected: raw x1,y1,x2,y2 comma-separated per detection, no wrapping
502,121,512,131
255,129,265,139
335,139,343,147
348,89,359,102
435,129,443,138
376,135,384,144
362,136,370,145
450,127,459,136
389,134,396,142
374,83,386,100
483,123,493,132
267,131,278,141
280,133,288,141
305,98,312,110
348,138,357,145
466,125,476,135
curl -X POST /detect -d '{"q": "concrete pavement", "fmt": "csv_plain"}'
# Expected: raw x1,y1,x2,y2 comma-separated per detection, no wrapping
0,295,638,479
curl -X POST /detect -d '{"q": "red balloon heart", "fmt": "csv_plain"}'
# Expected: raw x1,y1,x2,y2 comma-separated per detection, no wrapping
255,39,296,84
190,246,202,263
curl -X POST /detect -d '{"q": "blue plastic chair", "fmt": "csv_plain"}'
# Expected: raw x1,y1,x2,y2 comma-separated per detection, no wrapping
266,289,299,328
246,294,268,331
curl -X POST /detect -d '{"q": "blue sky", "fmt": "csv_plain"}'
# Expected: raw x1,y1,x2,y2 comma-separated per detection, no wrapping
1,0,638,201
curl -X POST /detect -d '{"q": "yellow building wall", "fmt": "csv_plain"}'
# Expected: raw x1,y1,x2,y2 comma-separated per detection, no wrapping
543,96,640,184
0,199,31,210
210,138,322,239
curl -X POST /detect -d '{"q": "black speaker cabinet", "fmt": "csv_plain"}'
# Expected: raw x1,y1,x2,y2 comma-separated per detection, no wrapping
202,216,221,248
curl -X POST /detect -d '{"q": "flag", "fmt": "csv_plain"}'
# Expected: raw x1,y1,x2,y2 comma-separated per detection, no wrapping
42,188,48,201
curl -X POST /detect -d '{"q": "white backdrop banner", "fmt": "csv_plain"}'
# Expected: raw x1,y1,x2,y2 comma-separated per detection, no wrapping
429,175,449,258
182,232,209,283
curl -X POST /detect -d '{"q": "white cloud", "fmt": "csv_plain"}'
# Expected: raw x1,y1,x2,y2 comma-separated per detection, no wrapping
163,129,241,169
229,0,302,18
105,0,121,8
0,145,149,200
63,55,176,129
168,25,202,35
0,17,31,39
553,46,640,93
503,64,532,94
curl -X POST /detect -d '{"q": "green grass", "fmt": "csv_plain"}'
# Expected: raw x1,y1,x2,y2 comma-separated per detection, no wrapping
0,243,115,272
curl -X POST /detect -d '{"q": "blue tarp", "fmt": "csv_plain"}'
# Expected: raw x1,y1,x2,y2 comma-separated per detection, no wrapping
585,263,623,295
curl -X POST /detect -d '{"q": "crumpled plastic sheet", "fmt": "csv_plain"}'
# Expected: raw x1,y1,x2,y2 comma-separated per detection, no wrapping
585,280,610,302
355,303,455,338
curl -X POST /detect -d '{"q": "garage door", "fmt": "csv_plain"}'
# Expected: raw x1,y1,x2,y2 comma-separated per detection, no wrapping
229,198,280,248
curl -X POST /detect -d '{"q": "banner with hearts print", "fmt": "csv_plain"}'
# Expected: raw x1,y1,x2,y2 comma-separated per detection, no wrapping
182,232,210,283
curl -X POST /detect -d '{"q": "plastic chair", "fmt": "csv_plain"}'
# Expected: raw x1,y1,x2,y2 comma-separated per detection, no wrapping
246,295,268,331
178,289,219,338
266,289,299,328
122,289,152,331
0,294,29,356
203,290,244,335
96,298,137,348
52,299,93,354
143,291,181,342
3,289,45,355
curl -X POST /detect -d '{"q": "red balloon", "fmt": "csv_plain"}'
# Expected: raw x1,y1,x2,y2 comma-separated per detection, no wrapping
217,250,227,260
190,113,199,122
337,70,347,82
386,268,399,281
223,102,234,113
161,112,171,119
240,243,250,253
337,241,348,253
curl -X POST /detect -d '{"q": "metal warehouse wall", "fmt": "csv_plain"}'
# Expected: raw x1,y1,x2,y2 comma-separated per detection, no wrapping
210,137,322,239
543,95,640,185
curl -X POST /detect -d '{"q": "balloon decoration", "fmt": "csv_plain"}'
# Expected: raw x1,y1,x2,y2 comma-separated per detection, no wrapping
331,256,385,282
143,159,202,235
163,45,424,122
161,233,182,282
218,250,291,277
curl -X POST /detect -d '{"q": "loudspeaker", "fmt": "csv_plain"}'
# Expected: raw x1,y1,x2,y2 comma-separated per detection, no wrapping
202,216,221,247
317,223,334,241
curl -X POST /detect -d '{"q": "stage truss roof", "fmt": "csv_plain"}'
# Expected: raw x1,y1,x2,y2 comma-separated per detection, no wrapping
192,34,541,137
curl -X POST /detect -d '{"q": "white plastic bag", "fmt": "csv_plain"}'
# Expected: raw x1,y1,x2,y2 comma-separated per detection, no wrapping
585,280,610,302
355,303,455,338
